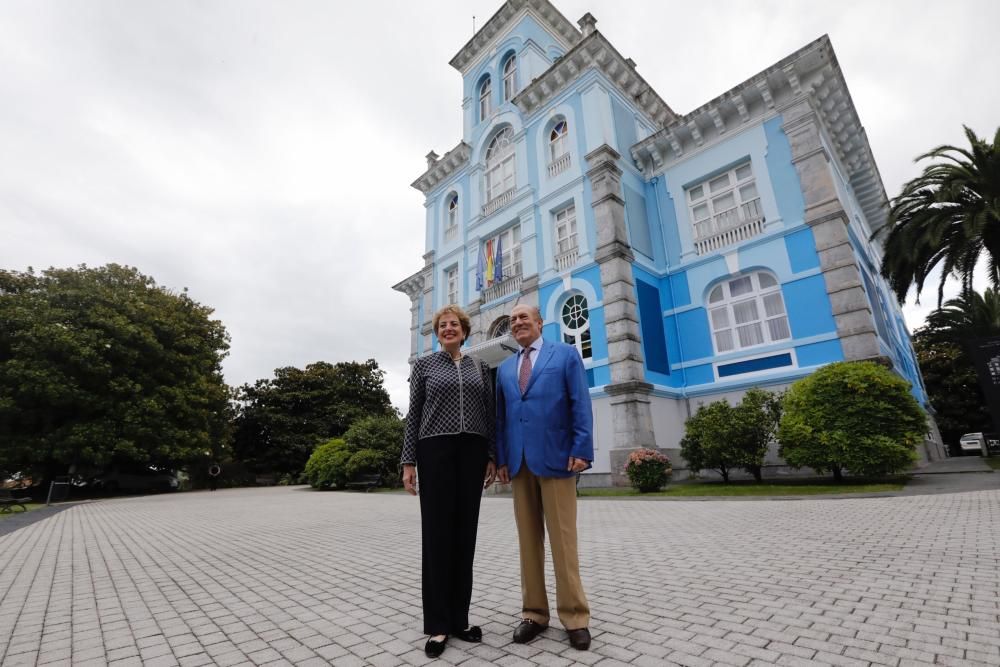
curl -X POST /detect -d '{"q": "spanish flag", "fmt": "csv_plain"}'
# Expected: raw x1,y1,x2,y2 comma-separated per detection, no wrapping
484,239,495,285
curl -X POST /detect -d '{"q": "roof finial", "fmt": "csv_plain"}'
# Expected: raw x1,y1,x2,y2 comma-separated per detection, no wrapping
578,13,597,36
426,151,440,168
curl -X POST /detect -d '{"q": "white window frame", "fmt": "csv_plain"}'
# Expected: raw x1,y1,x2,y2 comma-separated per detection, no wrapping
445,267,458,305
554,204,578,255
489,316,511,338
549,120,568,161
707,271,790,354
485,127,515,202
484,225,521,280
503,55,517,102
561,293,592,359
687,162,762,241
479,78,492,121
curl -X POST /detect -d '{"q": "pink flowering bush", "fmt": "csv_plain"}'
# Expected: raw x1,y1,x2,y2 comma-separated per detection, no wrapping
624,448,672,492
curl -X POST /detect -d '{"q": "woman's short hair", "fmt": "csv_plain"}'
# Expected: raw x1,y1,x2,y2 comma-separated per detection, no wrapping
433,304,472,340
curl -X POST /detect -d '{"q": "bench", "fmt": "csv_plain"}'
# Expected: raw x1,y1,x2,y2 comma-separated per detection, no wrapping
0,491,32,513
344,472,381,492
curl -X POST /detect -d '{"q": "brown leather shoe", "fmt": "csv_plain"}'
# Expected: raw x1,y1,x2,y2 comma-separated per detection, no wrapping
567,627,591,650
512,619,547,644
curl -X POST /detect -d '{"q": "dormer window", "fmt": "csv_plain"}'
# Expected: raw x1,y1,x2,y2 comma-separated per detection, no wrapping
503,55,517,102
479,78,492,121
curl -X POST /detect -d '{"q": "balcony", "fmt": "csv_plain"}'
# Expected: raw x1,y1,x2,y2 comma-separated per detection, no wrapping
482,188,515,217
548,153,571,178
554,246,578,272
693,197,764,255
481,269,522,303
444,224,458,242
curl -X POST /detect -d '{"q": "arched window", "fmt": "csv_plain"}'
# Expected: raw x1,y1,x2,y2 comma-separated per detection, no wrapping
485,127,515,202
489,316,511,338
503,55,517,102
479,78,492,121
447,194,458,229
707,271,790,354
561,294,592,359
550,120,568,161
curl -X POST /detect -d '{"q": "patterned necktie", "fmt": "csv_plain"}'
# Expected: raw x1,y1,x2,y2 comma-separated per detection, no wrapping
518,349,532,394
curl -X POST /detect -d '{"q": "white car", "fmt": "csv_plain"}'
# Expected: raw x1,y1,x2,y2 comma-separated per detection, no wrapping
958,433,986,455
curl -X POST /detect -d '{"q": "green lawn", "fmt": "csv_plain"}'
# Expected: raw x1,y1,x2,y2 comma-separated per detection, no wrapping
579,478,907,498
0,502,45,518
984,457,1000,470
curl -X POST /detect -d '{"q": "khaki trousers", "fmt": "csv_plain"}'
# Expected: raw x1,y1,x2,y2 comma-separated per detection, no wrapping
511,465,589,630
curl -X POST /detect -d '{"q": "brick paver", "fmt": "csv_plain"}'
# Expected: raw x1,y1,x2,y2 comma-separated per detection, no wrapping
0,487,998,665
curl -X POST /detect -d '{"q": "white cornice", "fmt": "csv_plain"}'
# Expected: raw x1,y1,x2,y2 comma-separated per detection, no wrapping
411,141,472,194
630,35,889,236
512,30,677,128
392,269,428,300
450,0,580,74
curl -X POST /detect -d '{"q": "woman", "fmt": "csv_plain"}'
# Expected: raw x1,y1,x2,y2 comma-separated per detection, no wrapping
401,304,496,659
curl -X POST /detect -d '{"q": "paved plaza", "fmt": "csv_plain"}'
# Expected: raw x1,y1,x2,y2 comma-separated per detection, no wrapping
1,484,999,666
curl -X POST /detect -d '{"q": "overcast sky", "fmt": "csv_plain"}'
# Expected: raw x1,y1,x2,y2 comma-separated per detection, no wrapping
2,0,997,411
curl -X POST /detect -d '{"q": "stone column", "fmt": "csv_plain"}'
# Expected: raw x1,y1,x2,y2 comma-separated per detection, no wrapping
585,144,659,485
782,100,880,362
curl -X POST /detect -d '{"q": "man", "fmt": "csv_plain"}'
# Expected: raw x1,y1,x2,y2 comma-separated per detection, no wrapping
496,304,593,650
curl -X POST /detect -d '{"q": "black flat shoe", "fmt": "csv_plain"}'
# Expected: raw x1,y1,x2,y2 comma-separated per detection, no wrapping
424,635,447,658
452,625,482,642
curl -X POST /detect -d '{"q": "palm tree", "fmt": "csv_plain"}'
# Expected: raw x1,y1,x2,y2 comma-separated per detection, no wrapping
879,125,1000,305
920,286,1000,344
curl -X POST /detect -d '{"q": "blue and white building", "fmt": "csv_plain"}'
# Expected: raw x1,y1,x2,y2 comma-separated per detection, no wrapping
393,0,944,483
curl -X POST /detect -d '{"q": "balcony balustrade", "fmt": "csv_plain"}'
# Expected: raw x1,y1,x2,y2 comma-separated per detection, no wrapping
482,188,515,217
548,153,571,177
693,197,764,255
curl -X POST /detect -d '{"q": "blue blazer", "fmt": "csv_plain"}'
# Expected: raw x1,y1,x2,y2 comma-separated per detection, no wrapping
496,340,594,478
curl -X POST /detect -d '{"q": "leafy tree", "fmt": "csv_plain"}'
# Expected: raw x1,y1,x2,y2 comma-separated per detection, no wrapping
232,360,393,475
0,265,230,483
778,362,926,480
680,400,740,482
912,336,989,452
907,287,1000,452
879,126,1000,305
730,388,783,482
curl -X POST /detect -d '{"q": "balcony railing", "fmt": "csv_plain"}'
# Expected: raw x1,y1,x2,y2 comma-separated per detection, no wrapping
548,153,571,177
481,269,522,303
554,246,578,272
693,197,764,255
482,188,515,217
444,225,458,242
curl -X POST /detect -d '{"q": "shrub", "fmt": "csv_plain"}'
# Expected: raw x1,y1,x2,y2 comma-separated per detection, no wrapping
778,361,926,480
680,400,740,482
344,415,404,486
304,438,351,489
624,448,672,492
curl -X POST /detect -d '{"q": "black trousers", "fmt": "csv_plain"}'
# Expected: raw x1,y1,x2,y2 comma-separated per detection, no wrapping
416,433,488,635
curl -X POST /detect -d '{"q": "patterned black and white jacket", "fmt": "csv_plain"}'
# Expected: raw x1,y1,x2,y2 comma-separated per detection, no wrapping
401,351,496,465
